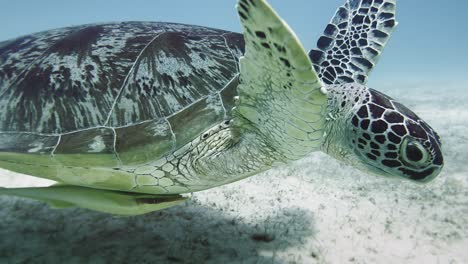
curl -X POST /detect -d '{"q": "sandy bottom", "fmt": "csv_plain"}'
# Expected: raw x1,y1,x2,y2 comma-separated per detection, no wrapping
0,85,466,264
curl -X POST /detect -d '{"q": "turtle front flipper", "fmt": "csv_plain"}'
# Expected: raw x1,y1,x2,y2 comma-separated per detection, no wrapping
0,185,186,216
309,0,398,85
234,0,328,161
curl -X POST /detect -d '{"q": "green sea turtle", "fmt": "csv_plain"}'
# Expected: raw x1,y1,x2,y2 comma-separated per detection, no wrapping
0,0,443,215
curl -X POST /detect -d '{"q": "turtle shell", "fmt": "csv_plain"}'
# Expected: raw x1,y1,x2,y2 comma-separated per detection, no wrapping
0,22,244,183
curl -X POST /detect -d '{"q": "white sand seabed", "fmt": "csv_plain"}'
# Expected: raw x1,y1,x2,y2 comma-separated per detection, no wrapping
0,86,466,263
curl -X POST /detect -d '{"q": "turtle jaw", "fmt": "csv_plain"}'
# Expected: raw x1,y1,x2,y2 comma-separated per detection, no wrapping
349,146,443,183
364,158,443,183
408,165,443,183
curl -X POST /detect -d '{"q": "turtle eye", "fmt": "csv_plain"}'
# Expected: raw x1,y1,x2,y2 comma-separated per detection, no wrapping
401,138,428,167
406,142,423,162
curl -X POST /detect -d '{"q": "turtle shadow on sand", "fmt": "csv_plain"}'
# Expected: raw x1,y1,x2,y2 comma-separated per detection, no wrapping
0,197,316,263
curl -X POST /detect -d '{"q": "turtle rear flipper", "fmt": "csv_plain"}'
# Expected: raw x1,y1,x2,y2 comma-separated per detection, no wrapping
0,186,186,216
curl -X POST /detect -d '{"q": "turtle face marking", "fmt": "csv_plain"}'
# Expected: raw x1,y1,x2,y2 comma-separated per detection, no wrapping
349,89,443,182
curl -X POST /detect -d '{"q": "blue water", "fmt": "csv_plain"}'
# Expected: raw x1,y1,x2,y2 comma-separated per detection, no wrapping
0,0,467,86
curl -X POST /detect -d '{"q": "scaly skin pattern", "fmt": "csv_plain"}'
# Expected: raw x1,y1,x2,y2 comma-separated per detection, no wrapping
120,120,278,194
323,83,443,182
0,118,277,195
0,117,278,195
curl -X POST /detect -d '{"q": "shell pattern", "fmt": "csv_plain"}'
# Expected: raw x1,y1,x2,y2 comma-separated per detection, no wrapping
0,22,244,165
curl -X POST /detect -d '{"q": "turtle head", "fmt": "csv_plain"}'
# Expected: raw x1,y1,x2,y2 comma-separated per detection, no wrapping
345,88,444,182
